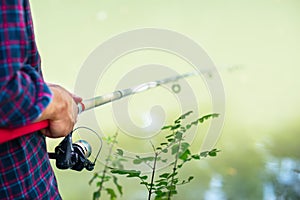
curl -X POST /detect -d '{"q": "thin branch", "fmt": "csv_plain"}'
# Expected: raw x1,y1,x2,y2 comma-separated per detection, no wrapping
167,135,182,199
97,131,119,196
148,152,158,200
150,140,156,152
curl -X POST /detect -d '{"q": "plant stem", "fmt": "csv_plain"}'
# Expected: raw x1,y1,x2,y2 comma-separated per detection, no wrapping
97,132,118,197
167,138,182,200
148,152,158,200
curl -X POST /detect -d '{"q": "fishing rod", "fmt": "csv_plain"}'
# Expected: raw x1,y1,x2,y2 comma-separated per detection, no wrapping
0,72,198,171
77,72,197,113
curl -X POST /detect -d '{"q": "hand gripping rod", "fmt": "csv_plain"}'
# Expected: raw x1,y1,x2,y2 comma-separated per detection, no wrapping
0,72,197,143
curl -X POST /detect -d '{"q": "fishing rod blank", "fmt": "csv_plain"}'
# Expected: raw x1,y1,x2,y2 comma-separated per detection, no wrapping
78,72,197,113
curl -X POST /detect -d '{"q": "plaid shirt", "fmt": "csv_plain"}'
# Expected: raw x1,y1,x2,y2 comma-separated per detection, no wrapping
0,0,61,199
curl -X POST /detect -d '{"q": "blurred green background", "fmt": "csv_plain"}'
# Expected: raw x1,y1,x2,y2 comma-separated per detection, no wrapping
30,0,300,199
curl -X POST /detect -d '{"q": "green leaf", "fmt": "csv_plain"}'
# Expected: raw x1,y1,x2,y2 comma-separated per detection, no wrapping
176,111,193,121
180,142,190,151
133,159,142,165
208,149,220,157
166,185,176,191
170,124,180,130
174,119,181,124
127,171,141,177
188,176,194,182
169,190,178,195
96,181,101,187
95,175,110,186
116,149,123,156
198,113,219,124
110,169,126,175
165,134,174,139
154,189,163,195
208,149,219,157
103,136,111,143
140,175,148,180
191,154,200,160
112,176,123,195
159,173,170,178
172,178,179,184
89,173,98,185
212,148,220,152
171,144,179,155
160,142,168,146
142,156,155,162
104,175,111,182
200,151,209,157
212,113,220,118
180,127,186,132
162,148,168,153
186,124,191,129
140,182,149,186
180,176,194,185
175,132,183,140
156,181,168,186
106,188,117,200
111,169,141,178
208,151,217,157
179,149,191,161
162,125,173,130
168,172,178,178
155,190,167,199
167,138,175,143
93,191,101,200
155,178,166,183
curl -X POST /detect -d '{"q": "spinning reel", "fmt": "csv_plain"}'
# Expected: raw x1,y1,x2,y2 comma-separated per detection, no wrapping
48,127,102,171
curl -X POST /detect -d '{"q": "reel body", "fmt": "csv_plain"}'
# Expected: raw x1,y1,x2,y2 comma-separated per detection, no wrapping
48,128,101,171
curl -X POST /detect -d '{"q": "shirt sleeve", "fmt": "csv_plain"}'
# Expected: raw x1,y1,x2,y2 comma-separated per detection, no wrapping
0,0,52,128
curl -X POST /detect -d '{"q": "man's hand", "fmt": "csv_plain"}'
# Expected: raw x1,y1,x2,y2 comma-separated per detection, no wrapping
34,84,82,138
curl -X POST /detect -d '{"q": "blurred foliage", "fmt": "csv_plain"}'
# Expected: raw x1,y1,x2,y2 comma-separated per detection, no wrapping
90,112,220,199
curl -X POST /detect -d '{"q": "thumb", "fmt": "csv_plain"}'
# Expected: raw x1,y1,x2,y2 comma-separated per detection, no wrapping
71,94,83,104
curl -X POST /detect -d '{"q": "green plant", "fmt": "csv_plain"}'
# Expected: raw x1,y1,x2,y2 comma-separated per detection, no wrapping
89,131,125,200
90,111,220,200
